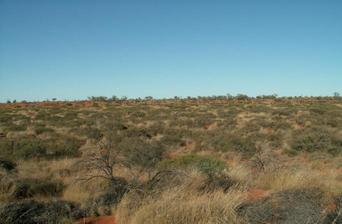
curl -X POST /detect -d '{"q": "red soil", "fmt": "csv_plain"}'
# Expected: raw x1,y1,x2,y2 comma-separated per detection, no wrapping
77,216,116,224
247,188,270,201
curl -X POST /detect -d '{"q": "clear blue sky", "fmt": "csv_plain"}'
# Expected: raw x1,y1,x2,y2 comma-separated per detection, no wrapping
0,0,341,102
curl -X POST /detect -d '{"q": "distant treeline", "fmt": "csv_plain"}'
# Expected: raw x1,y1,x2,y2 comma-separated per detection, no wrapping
3,92,341,104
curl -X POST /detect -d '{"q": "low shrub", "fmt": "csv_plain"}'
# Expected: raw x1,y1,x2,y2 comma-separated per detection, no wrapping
0,137,82,160
122,128,153,139
157,154,227,176
11,178,64,199
86,127,103,141
204,133,257,156
0,199,85,224
35,126,55,135
0,158,16,172
291,128,342,155
91,177,128,215
121,138,166,173
5,124,27,132
160,134,183,148
238,188,324,224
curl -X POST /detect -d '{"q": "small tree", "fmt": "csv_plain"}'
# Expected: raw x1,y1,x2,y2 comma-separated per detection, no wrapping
79,134,125,183
79,122,165,183
110,95,118,101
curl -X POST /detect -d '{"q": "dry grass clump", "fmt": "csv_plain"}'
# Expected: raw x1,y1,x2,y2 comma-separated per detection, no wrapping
254,169,319,192
254,166,342,197
226,162,251,184
116,170,246,224
117,188,245,224
62,183,90,204
114,190,145,224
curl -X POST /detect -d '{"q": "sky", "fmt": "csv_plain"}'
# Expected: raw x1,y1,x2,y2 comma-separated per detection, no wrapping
0,0,341,102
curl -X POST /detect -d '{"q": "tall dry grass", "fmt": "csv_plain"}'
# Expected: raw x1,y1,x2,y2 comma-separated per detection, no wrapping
253,167,342,200
138,189,244,224
116,170,246,224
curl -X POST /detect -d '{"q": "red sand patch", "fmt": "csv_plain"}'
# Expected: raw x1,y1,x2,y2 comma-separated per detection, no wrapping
77,216,116,224
247,188,270,201
325,202,337,212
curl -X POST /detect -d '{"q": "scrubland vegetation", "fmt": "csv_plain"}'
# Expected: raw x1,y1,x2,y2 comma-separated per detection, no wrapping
0,95,341,223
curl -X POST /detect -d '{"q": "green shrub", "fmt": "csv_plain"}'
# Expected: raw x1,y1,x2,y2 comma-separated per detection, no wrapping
229,136,257,155
123,128,153,139
4,124,27,132
91,178,128,215
129,111,146,118
204,132,257,156
0,200,85,224
0,137,82,160
0,158,16,172
119,138,165,172
291,128,342,155
0,112,12,124
238,188,324,224
86,128,103,140
157,154,227,176
160,134,183,148
12,178,64,199
63,111,79,120
35,126,55,135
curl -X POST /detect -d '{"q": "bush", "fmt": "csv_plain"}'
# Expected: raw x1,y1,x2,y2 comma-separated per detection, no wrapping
0,158,16,172
34,126,54,135
204,133,257,156
160,134,183,148
11,178,64,199
121,138,165,173
129,111,146,118
0,200,85,224
122,128,153,139
238,188,324,224
63,111,79,120
0,137,82,160
4,124,27,132
291,128,342,155
157,154,227,176
86,127,103,141
91,177,128,215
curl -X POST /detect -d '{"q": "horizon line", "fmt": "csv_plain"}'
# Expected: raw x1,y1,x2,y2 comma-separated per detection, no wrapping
1,92,341,104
